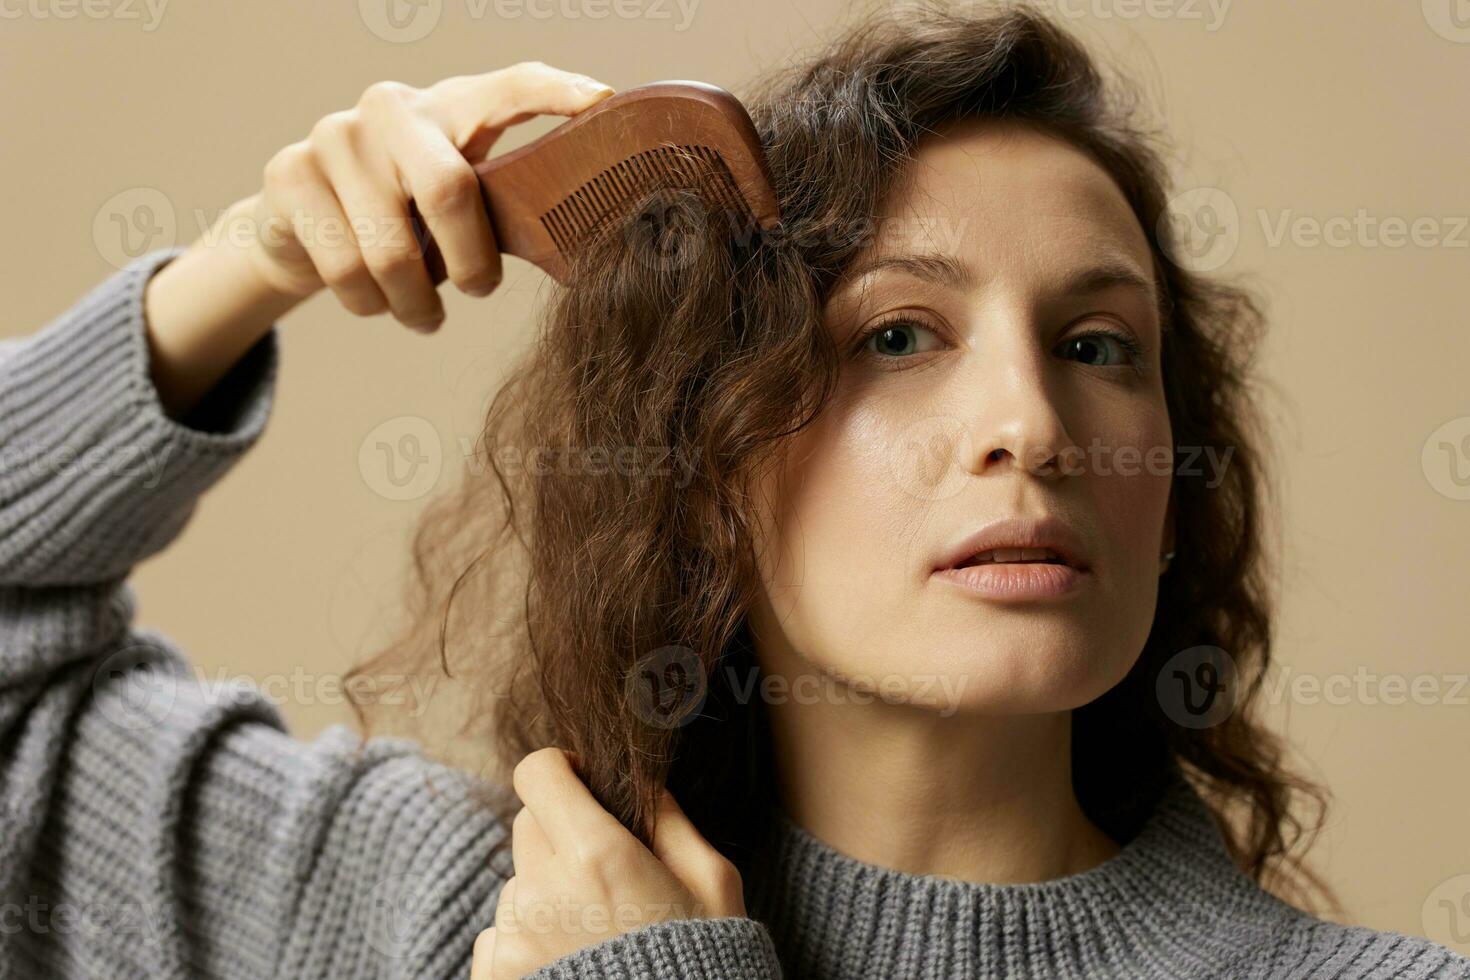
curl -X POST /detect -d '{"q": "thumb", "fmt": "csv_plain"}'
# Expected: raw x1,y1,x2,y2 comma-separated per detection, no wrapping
471,926,497,980
648,787,746,917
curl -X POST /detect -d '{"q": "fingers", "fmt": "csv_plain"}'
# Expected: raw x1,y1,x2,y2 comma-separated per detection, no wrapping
511,802,555,873
512,747,629,859
650,787,746,917
429,62,615,162
471,925,497,980
260,143,389,316
310,109,445,332
390,117,503,297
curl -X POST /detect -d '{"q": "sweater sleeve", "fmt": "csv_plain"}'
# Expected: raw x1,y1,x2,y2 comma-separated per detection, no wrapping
522,915,784,979
0,248,508,980
0,247,783,980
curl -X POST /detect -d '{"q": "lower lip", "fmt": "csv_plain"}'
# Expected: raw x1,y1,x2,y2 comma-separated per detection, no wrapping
932,562,1088,601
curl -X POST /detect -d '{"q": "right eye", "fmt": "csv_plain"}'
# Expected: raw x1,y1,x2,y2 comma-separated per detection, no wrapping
857,316,945,360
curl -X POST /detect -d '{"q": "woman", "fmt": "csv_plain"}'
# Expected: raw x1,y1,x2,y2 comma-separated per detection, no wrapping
1,3,1463,978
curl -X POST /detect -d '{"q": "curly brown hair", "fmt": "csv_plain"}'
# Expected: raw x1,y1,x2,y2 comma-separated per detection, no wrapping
345,0,1334,913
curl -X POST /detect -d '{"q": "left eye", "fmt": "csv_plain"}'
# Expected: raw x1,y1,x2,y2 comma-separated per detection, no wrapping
1059,331,1139,367
863,319,942,357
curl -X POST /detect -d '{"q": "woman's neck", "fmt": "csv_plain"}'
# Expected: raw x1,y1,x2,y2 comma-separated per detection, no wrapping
762,673,1119,885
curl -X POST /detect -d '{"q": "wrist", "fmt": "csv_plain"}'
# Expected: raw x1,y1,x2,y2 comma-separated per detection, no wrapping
142,198,306,420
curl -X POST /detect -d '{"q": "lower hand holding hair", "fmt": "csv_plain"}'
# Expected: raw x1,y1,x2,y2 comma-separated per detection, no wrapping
472,747,754,980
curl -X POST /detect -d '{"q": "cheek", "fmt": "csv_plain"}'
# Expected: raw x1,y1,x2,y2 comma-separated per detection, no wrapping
757,394,932,623
1084,405,1173,559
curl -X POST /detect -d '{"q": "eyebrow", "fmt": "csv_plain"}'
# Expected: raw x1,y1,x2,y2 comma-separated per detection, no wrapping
843,252,1160,307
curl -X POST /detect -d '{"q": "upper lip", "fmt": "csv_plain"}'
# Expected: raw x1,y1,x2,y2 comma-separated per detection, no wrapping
933,516,1092,572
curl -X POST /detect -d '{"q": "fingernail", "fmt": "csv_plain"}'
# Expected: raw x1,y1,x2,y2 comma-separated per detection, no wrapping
577,78,614,98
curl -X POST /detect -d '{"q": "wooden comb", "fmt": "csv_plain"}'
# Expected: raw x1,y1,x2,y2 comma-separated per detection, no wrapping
411,80,781,285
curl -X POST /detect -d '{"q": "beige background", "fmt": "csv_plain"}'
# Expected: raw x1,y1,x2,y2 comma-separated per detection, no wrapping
4,0,1467,949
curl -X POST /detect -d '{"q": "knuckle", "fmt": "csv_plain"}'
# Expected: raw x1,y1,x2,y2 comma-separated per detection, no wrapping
262,143,314,190
710,858,744,899
309,110,356,146
319,253,369,288
359,79,413,109
576,832,629,872
362,243,421,279
512,746,570,797
415,163,479,216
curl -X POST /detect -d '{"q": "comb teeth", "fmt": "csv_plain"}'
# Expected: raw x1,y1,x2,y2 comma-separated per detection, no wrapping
539,144,754,257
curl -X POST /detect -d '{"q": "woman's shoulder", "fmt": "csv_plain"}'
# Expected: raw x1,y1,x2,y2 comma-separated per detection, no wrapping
1259,904,1469,979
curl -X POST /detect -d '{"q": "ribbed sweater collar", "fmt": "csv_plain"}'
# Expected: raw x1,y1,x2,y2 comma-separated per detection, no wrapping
744,774,1294,979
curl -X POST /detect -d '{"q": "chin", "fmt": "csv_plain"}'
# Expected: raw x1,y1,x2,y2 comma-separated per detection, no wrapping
879,629,1142,717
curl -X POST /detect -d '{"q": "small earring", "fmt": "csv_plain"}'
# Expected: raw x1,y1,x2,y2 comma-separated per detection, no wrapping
1159,548,1176,574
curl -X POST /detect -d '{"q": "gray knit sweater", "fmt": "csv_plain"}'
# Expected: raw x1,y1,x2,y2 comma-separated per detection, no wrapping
1,246,1465,980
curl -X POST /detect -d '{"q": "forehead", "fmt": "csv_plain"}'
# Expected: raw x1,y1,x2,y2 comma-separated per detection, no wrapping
862,117,1151,277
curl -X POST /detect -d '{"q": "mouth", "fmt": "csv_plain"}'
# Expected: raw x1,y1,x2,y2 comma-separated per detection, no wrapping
931,517,1092,601
951,547,1073,569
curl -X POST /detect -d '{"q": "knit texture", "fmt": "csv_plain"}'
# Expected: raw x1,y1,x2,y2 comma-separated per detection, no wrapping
0,247,1464,979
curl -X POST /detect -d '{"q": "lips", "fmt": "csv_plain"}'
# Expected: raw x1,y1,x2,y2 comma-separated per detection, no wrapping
934,516,1091,574
954,547,1068,568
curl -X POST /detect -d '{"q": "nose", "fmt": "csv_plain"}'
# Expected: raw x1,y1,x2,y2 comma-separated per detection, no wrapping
955,324,1076,482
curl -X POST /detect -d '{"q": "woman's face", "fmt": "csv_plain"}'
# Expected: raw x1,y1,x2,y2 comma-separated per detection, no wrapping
750,118,1174,716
